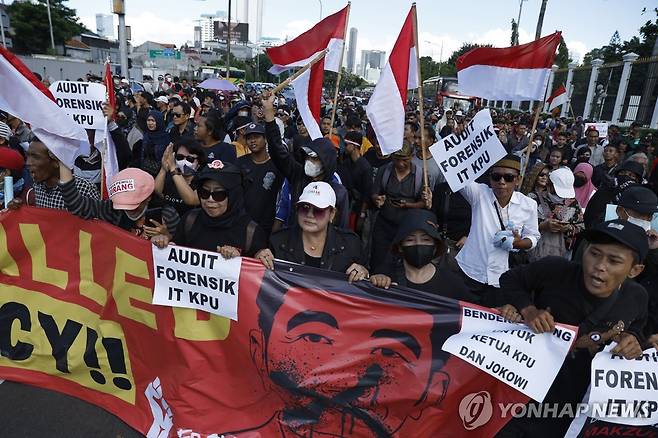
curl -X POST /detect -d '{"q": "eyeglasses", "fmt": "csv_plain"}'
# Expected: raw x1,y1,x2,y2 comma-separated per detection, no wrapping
538,172,549,177
175,154,197,163
490,172,517,182
297,203,330,219
172,112,185,118
198,187,228,202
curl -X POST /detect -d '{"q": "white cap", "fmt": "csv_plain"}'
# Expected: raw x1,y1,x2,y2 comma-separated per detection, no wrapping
297,182,336,209
455,110,464,116
155,96,169,104
549,167,576,199
120,79,129,84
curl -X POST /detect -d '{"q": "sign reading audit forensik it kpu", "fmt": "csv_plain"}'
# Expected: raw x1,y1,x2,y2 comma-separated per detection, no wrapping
442,305,576,402
151,245,241,321
430,109,507,192
49,81,106,130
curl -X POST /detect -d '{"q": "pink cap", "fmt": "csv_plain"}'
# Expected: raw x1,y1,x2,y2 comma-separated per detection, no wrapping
108,168,155,210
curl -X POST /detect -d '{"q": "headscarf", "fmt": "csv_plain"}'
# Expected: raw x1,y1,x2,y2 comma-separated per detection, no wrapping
573,162,596,209
192,162,246,229
142,110,171,161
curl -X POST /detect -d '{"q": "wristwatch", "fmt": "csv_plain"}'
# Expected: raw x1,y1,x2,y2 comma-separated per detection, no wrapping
169,169,181,177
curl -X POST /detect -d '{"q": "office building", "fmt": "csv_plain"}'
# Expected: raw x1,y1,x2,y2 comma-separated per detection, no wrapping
346,27,357,73
360,50,385,76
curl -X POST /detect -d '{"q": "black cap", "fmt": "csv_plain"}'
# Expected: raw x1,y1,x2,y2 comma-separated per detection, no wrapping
193,160,242,190
392,209,442,247
244,122,265,136
615,161,644,179
618,186,658,215
585,219,649,261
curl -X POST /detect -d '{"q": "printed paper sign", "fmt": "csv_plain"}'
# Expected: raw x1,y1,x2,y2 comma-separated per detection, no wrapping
588,344,658,426
442,305,576,402
430,109,507,192
49,81,106,130
152,246,241,320
585,122,608,140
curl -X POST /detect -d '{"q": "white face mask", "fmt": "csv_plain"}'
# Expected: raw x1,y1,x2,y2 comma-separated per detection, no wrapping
627,215,652,232
304,160,322,178
176,159,198,176
533,140,542,147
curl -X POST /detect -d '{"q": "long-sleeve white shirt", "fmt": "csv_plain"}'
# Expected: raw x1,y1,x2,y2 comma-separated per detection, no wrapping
456,183,540,287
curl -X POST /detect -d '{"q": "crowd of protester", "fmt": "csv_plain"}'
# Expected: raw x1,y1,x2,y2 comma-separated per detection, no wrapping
1,72,658,437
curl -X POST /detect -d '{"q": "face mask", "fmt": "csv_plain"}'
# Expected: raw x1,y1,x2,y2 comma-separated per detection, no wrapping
176,159,198,176
533,140,542,147
125,205,147,221
625,211,652,232
615,175,634,186
401,245,435,268
574,176,587,187
304,160,322,178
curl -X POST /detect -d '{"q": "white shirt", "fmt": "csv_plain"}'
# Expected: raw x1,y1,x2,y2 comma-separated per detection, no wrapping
456,183,540,287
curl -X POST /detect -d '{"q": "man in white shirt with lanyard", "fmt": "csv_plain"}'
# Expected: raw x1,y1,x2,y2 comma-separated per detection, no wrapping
456,154,541,306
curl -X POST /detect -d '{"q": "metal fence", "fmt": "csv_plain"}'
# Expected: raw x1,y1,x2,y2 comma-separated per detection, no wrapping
623,57,658,126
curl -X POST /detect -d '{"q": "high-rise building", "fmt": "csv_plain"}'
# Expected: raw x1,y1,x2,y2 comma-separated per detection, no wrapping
198,1,262,47
95,14,114,39
346,28,357,73
199,11,227,46
193,26,202,48
360,50,385,76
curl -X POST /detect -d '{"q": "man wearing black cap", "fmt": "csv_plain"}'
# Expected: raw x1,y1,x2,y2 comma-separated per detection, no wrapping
584,160,645,228
497,219,648,437
456,154,540,305
237,123,283,237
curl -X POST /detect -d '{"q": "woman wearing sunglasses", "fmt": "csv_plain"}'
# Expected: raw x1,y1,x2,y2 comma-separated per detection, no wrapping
256,182,368,283
153,160,267,260
154,137,207,216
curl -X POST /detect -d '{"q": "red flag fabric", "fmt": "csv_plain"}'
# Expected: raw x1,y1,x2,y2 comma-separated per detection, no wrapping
547,84,568,111
103,62,116,121
456,32,561,101
365,6,418,154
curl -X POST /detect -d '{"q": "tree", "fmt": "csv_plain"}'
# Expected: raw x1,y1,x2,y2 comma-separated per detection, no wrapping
323,68,367,93
510,19,519,46
442,43,493,77
8,0,86,54
555,35,571,68
419,56,440,81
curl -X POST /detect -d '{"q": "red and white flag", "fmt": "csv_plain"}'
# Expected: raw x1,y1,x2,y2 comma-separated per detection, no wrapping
266,5,348,140
547,84,568,111
365,6,418,155
101,61,119,199
457,32,561,101
0,46,89,167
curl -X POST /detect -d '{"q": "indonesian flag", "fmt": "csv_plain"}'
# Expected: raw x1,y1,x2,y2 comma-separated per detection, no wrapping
266,5,348,140
547,84,568,111
0,46,89,167
101,61,119,199
365,7,418,155
457,32,561,101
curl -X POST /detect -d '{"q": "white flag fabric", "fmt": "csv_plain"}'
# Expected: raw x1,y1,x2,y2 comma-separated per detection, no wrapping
291,69,322,140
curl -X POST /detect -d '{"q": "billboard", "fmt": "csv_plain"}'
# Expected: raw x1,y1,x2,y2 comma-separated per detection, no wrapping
213,21,249,43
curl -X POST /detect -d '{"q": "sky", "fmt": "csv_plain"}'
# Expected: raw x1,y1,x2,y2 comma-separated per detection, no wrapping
10,0,657,64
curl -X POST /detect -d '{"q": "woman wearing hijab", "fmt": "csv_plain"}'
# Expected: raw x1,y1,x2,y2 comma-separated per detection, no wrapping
141,110,171,175
153,160,267,259
573,162,597,211
256,182,368,283
369,209,476,302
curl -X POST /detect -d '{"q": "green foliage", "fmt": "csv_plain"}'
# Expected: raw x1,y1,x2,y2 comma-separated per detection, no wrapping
511,19,519,46
323,68,367,92
8,0,86,54
442,43,493,77
555,35,571,68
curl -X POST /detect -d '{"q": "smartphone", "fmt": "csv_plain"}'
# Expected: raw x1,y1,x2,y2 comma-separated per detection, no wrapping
145,207,163,224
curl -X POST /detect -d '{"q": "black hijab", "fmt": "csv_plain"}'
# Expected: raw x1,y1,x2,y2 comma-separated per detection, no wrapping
192,161,246,228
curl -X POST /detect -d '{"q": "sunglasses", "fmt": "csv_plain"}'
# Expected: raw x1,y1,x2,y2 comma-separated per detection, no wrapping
490,172,517,182
198,187,228,202
538,172,550,177
175,154,197,163
172,113,185,118
297,203,330,219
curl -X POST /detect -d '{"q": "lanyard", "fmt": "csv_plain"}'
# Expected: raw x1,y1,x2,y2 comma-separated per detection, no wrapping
493,200,507,231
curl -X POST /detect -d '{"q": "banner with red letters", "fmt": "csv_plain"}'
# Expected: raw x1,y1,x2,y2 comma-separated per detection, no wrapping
0,207,576,437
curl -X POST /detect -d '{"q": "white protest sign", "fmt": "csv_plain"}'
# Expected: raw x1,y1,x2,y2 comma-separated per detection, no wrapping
430,109,507,192
441,305,576,402
49,81,106,130
585,122,608,140
587,344,658,426
152,246,241,321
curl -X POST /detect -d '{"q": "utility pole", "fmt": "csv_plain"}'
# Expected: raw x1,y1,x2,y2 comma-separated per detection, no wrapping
46,0,56,50
0,0,7,48
226,0,231,80
535,0,548,40
515,0,527,45
114,0,130,80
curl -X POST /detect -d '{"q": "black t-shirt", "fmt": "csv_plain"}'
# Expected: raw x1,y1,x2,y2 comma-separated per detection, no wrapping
237,156,284,235
173,209,267,257
363,149,391,180
204,142,237,164
304,253,322,268
162,174,194,217
403,259,478,303
338,156,373,211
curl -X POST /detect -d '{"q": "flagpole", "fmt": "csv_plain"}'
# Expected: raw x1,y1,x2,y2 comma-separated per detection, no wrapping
270,49,328,95
100,58,110,199
411,3,429,192
519,78,551,185
328,2,350,137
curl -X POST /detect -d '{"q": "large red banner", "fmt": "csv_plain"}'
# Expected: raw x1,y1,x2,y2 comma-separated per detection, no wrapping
0,207,529,437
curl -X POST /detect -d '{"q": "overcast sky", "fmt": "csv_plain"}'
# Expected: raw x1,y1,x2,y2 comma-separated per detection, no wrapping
11,0,656,63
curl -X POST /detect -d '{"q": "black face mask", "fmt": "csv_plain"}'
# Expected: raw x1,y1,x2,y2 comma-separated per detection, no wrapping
573,175,587,187
401,245,435,268
615,175,635,186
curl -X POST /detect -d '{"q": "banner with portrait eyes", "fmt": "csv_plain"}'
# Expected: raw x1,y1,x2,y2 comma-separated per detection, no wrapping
0,207,576,437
